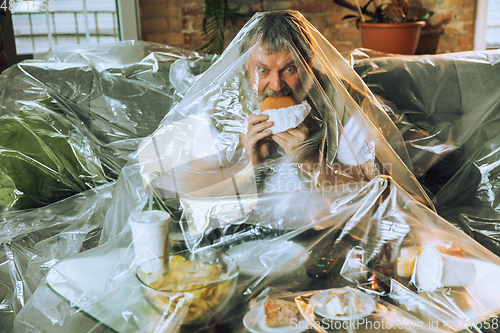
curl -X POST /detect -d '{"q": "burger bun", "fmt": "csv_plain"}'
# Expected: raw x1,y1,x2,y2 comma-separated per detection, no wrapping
260,96,296,112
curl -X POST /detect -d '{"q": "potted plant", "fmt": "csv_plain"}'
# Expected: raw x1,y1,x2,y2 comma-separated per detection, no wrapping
333,0,433,54
200,0,232,55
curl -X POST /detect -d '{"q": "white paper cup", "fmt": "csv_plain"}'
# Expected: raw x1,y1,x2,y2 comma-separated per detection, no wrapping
441,253,476,288
415,247,476,292
128,210,171,272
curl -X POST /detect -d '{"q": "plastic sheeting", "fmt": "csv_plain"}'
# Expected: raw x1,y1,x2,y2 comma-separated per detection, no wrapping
348,48,500,260
0,40,216,198
2,10,500,333
13,174,500,333
350,48,500,190
0,41,215,331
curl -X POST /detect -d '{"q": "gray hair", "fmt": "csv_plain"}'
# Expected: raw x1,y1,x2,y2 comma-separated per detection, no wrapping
239,11,314,63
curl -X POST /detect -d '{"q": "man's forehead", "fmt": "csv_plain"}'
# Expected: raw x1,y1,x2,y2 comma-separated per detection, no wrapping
246,45,294,67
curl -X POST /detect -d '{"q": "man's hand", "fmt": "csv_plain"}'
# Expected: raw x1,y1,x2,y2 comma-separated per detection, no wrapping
272,122,308,160
241,114,274,165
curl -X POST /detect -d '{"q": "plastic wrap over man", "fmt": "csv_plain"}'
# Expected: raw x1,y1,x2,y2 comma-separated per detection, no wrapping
136,11,430,239
238,12,374,187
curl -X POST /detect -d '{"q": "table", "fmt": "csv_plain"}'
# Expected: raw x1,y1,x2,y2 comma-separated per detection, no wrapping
46,244,500,333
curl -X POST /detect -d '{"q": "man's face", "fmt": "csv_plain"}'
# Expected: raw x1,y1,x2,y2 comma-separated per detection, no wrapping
245,45,308,105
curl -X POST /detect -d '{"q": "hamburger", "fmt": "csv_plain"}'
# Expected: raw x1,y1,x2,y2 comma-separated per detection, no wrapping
260,96,296,112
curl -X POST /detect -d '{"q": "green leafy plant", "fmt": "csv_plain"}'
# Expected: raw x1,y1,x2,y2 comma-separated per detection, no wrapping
333,0,433,24
201,0,231,54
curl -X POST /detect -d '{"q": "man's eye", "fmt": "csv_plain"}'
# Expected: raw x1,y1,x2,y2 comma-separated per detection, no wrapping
258,68,268,74
285,66,296,73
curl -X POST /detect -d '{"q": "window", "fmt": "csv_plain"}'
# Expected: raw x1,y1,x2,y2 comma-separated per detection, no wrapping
475,0,500,50
486,0,500,48
8,0,139,55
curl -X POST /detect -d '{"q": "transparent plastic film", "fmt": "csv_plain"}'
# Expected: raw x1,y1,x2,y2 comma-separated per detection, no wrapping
0,183,114,332
0,97,111,211
0,41,213,332
350,49,500,190
3,10,500,333
134,11,433,254
348,49,500,265
8,169,500,331
239,176,500,332
0,41,217,213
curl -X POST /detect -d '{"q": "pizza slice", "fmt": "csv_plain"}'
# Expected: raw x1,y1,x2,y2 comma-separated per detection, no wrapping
264,296,301,328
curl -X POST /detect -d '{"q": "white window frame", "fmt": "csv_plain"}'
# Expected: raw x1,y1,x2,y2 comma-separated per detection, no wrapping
117,0,140,40
475,0,500,50
475,0,489,50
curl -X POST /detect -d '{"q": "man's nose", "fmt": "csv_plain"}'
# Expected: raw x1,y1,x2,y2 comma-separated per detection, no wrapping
268,72,285,91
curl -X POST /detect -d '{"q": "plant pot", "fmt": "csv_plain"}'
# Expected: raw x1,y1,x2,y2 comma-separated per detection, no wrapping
358,21,426,55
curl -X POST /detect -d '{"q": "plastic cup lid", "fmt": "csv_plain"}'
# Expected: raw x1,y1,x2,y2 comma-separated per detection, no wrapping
416,247,443,292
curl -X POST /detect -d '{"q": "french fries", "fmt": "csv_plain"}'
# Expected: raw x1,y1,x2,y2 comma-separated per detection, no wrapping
147,255,232,323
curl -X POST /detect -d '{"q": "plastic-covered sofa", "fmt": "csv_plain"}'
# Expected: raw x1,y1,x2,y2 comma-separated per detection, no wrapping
1,34,500,332
0,41,216,332
350,48,500,255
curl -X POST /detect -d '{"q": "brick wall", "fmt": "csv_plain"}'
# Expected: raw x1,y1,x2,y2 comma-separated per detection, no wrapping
417,0,476,54
139,0,205,51
138,0,477,55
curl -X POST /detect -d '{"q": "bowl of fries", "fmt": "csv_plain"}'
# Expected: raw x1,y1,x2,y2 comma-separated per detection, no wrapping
136,248,239,325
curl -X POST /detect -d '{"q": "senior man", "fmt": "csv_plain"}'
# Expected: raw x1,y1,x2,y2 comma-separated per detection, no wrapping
238,11,372,187
137,10,385,238
139,10,376,205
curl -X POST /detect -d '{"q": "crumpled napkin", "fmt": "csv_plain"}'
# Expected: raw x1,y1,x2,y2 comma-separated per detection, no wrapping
260,101,311,133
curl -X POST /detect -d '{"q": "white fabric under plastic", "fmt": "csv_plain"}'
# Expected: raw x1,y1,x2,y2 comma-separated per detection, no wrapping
337,117,375,166
2,11,500,333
